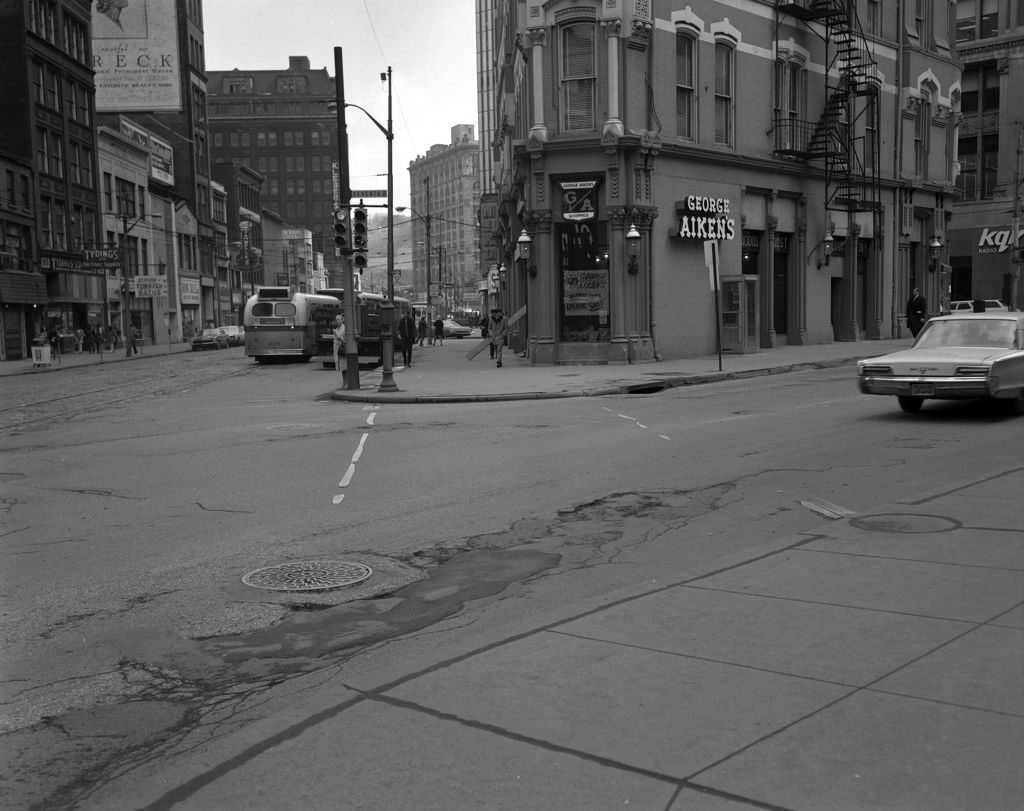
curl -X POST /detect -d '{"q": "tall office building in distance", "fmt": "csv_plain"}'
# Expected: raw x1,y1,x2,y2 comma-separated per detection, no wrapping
408,125,482,316
207,56,339,284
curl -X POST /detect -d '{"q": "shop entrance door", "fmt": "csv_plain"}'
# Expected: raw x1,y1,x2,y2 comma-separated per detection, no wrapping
720,276,759,353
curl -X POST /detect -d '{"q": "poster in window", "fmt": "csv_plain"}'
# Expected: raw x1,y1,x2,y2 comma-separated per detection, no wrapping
563,270,607,316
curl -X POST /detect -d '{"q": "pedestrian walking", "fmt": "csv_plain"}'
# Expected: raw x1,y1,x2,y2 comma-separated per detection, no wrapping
75,327,85,353
433,317,444,347
417,316,428,347
130,326,141,355
905,288,926,337
332,314,346,375
397,310,416,366
488,308,508,368
480,313,494,359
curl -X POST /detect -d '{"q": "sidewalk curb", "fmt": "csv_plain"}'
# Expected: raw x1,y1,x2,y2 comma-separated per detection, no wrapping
328,354,871,404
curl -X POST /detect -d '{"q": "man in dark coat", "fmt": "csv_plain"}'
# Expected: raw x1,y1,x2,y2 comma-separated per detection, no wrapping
397,311,416,366
905,288,927,337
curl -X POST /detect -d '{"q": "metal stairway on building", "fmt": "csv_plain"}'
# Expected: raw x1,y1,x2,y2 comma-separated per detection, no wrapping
775,0,882,222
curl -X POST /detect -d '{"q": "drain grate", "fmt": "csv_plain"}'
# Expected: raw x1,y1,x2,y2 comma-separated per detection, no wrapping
849,514,961,534
242,560,373,592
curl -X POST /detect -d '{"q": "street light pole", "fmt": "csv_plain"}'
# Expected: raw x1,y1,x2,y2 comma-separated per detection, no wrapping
332,47,360,389
424,177,432,325
120,211,132,357
379,66,398,392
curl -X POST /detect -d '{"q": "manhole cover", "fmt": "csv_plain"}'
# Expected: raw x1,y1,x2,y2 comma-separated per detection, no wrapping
242,560,373,592
849,514,961,534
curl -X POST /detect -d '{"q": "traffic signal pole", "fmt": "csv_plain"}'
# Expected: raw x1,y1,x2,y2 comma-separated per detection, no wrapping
333,47,359,389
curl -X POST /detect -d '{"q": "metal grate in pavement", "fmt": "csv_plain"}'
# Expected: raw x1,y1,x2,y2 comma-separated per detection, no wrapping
242,560,373,592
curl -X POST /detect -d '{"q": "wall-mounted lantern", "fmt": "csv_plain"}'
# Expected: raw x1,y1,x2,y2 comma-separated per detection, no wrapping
517,228,535,277
625,223,641,274
808,230,835,269
928,234,943,271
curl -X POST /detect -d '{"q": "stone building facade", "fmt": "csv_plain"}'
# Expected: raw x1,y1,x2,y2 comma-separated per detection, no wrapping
481,0,962,364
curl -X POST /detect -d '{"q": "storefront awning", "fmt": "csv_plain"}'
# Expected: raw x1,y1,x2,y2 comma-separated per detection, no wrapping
0,271,48,305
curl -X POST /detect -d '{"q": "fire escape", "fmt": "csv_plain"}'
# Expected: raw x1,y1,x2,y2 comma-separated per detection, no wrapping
774,1,882,227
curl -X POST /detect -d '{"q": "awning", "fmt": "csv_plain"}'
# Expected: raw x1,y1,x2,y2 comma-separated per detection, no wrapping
0,271,48,305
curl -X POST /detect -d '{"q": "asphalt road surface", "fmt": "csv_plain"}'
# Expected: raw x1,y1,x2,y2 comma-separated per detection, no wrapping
2,348,1020,809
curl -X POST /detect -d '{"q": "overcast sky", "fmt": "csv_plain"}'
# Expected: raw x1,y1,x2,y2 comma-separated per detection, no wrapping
203,0,478,209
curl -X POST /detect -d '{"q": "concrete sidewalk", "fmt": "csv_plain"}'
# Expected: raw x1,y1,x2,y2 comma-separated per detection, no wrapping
330,335,912,403
0,339,193,376
81,467,1024,810
3,333,908,402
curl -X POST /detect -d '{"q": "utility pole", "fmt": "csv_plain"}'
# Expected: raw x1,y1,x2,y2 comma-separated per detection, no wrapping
333,46,359,389
119,211,132,357
424,176,432,324
1012,122,1022,311
378,66,397,393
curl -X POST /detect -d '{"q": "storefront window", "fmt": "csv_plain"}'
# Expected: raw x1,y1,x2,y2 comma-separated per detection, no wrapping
558,222,608,342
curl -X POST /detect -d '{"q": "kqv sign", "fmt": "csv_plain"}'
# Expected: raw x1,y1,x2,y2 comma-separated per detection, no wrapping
977,226,1024,254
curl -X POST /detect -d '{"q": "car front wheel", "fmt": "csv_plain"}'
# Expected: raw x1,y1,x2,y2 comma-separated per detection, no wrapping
898,396,924,414
995,390,1024,417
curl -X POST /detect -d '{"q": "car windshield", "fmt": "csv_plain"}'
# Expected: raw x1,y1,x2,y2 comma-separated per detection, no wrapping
915,319,1017,350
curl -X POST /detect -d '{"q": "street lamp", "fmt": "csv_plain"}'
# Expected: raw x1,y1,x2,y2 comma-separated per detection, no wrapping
340,68,397,392
396,203,433,321
625,223,641,274
928,234,943,270
517,228,535,277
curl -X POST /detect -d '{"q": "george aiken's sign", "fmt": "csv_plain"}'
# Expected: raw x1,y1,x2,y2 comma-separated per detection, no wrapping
677,195,737,241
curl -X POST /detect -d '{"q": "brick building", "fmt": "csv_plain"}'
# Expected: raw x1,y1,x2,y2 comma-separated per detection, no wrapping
0,0,101,358
949,0,1024,310
206,56,339,285
480,0,961,364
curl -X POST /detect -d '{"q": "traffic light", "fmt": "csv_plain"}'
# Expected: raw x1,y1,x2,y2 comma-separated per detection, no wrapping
352,205,368,273
333,209,351,250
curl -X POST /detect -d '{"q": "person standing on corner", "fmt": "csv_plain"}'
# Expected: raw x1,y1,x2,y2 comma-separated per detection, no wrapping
905,287,927,337
417,315,428,347
433,316,444,347
488,308,508,368
332,314,346,375
397,309,416,367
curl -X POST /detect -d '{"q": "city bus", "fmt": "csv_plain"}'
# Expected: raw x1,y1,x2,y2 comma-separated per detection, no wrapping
316,289,415,363
242,287,341,363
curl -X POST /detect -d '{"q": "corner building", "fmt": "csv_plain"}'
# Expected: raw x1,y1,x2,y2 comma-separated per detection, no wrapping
948,1,1024,310
485,1,960,363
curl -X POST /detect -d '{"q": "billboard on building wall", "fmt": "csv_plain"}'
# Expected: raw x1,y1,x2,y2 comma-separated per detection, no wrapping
92,1,182,113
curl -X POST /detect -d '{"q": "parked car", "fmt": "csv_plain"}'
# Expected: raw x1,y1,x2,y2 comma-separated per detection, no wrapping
218,325,245,346
442,318,472,338
858,312,1024,415
191,328,230,350
947,299,1009,313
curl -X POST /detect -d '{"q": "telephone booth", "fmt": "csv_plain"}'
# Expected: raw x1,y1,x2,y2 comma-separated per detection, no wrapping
720,276,760,353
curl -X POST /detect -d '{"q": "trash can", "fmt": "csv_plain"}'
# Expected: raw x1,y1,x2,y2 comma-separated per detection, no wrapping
32,344,52,367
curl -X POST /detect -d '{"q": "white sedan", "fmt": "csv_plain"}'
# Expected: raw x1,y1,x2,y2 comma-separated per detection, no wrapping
442,318,473,338
858,312,1024,415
